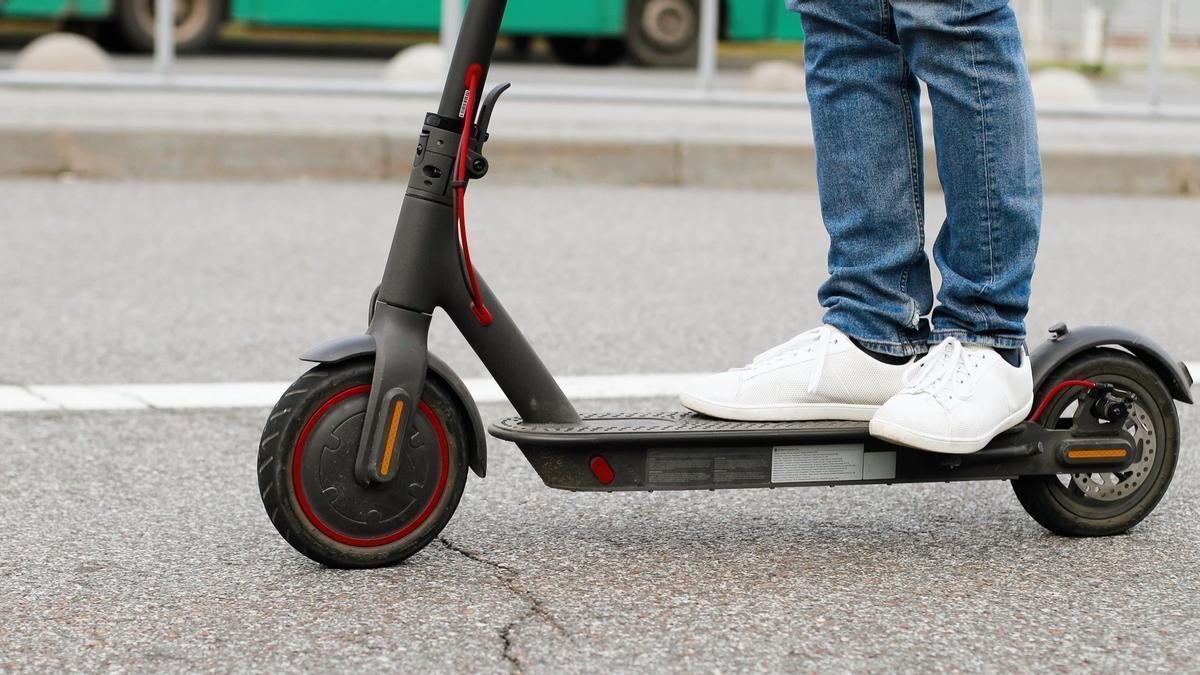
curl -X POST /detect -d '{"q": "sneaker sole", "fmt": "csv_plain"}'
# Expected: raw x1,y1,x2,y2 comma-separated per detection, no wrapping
679,392,880,422
868,399,1034,455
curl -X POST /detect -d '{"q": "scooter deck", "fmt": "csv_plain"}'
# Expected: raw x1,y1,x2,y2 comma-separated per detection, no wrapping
490,412,1137,492
491,412,869,444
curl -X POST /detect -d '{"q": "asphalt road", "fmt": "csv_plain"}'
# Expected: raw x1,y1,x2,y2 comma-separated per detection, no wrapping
3,180,1200,385
4,401,1199,672
2,179,1199,672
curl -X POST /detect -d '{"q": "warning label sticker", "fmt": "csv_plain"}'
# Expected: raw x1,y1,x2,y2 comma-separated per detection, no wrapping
646,448,770,487
771,444,870,484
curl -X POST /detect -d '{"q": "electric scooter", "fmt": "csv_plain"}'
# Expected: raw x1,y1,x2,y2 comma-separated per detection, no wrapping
257,0,1193,568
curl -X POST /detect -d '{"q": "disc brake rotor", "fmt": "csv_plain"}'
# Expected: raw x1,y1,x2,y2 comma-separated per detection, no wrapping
1069,400,1156,501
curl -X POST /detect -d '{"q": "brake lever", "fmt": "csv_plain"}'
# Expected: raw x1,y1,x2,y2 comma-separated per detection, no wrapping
473,82,511,149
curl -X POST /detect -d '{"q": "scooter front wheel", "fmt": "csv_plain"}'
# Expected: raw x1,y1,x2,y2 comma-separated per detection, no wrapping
258,358,469,567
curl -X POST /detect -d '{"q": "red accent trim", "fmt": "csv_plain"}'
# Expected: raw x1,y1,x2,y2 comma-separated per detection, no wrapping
1029,379,1097,424
589,455,615,485
454,63,493,327
291,386,450,548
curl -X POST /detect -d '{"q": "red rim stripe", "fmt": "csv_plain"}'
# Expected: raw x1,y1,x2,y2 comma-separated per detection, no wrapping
291,385,450,548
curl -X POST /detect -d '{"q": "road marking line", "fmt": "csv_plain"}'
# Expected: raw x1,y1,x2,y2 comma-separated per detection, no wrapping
0,373,709,413
109,382,293,409
26,385,146,411
3,366,1194,414
0,386,58,412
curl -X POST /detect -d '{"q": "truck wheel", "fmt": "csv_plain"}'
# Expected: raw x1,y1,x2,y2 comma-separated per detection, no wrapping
547,36,625,66
626,0,700,67
114,0,221,53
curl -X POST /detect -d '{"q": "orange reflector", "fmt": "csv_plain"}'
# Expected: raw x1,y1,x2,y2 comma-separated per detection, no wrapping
1067,448,1128,460
380,400,405,476
590,455,615,485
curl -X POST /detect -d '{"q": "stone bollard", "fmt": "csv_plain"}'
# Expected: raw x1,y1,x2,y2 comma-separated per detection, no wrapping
11,32,115,73
1030,68,1100,108
743,60,806,93
382,43,447,85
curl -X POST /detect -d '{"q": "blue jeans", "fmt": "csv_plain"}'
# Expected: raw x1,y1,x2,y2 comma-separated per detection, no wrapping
788,0,1042,357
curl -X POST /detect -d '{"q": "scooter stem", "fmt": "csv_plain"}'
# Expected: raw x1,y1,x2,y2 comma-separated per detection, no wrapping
437,0,508,120
355,0,579,485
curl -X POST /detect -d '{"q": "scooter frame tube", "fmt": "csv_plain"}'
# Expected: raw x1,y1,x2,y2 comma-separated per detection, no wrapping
358,0,578,484
436,0,508,119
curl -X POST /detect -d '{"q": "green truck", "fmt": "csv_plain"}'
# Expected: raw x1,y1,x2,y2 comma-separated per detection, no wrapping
0,0,804,66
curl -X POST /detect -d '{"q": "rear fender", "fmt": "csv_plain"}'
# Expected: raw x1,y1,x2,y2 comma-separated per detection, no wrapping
1029,325,1193,404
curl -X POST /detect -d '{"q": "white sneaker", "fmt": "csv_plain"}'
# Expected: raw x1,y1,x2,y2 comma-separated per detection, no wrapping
679,325,912,421
869,337,1033,454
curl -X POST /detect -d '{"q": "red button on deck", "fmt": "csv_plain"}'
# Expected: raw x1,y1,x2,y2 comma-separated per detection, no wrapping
589,455,615,485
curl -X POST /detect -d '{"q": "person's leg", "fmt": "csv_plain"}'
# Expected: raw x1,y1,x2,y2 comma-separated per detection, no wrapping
678,1,937,422
870,0,1040,454
790,0,933,358
890,0,1042,351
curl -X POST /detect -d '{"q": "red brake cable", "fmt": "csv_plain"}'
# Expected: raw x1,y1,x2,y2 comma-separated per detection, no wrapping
453,64,493,326
1029,379,1097,424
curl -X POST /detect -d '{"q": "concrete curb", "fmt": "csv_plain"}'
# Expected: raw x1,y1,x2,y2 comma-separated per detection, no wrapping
1,124,1197,195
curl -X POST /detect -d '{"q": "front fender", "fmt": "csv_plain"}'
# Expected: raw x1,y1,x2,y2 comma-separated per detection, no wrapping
300,335,488,477
300,334,376,365
1030,324,1193,404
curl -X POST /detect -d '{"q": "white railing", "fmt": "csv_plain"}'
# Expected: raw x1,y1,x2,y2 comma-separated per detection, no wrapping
696,0,718,91
440,0,462,61
1148,0,1167,108
152,0,174,77
0,0,1194,119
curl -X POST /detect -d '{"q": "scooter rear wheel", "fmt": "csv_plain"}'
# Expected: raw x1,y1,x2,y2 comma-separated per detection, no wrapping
1012,349,1179,536
258,358,469,567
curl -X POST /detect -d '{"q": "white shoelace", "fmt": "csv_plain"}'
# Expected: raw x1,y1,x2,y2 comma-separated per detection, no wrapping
902,337,978,403
741,325,838,394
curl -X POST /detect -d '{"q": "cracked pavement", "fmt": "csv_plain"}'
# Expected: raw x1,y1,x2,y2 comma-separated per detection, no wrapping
3,402,1199,672
2,180,1199,671
436,536,567,671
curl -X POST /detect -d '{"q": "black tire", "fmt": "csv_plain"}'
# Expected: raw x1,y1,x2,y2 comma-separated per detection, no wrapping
258,358,470,568
1012,349,1179,537
625,0,700,67
113,0,221,53
547,36,626,66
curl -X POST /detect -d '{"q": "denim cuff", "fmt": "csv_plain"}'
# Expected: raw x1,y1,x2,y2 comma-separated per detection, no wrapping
850,336,930,358
928,329,1027,351
823,319,930,358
